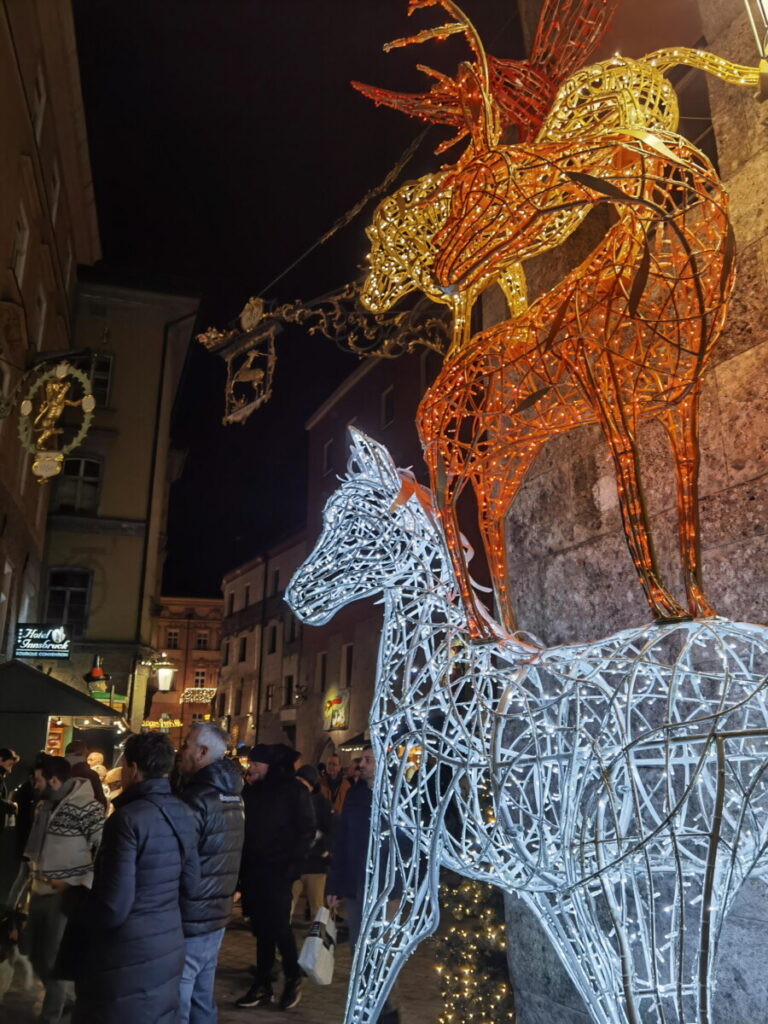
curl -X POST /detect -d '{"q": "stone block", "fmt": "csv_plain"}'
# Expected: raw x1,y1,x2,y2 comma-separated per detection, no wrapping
702,531,768,622
507,465,575,559
714,340,768,486
704,14,768,180
710,241,768,367
725,144,768,249
698,0,746,44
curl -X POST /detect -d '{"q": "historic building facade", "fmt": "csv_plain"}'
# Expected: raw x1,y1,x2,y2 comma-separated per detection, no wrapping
43,281,199,731
0,0,100,657
216,349,442,762
145,595,223,748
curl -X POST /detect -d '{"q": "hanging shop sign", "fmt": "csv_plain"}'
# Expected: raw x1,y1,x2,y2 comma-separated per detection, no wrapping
17,362,95,481
323,690,350,731
14,623,71,659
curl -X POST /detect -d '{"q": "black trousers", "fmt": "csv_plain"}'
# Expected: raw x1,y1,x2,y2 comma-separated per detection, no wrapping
245,877,299,984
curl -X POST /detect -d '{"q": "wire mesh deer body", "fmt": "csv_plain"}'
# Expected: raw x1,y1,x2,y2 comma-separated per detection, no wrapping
358,1,762,638
286,431,768,1024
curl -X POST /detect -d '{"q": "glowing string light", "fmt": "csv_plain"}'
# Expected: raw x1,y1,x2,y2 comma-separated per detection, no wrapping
287,430,768,1024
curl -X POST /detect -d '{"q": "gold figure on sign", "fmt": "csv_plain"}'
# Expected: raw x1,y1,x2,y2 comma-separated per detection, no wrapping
18,362,96,481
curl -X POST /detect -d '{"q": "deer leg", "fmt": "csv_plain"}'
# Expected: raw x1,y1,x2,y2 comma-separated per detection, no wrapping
576,363,688,620
474,448,540,635
435,472,499,640
344,760,441,1024
660,386,715,617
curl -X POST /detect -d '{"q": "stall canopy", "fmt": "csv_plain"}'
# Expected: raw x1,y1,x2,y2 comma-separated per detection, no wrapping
339,732,369,753
0,660,120,717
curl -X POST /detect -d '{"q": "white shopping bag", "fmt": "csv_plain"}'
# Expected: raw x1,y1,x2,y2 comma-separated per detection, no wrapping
298,906,336,985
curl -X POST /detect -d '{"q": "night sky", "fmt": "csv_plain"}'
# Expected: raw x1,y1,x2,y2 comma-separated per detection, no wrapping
71,0,524,596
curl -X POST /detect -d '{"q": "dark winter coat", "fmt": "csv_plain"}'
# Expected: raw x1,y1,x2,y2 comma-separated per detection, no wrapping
325,778,372,900
71,777,200,1024
301,787,333,875
179,757,244,936
240,766,315,905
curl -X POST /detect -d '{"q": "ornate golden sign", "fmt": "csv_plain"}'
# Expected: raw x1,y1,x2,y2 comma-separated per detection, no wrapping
17,362,95,482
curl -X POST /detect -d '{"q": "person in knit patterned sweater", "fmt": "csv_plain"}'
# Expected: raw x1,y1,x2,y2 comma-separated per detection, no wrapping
11,754,103,1022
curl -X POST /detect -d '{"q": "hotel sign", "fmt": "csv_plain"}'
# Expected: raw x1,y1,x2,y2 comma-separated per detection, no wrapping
14,623,71,660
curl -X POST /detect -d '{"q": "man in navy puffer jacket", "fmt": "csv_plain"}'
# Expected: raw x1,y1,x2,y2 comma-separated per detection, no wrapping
71,731,199,1024
178,721,244,1023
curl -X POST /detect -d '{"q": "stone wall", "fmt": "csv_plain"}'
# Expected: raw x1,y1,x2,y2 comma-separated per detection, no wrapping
494,0,768,1019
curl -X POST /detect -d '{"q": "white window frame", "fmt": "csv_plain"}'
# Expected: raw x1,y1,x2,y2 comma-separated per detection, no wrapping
52,456,102,514
45,566,92,636
193,669,207,687
166,628,180,650
195,630,210,650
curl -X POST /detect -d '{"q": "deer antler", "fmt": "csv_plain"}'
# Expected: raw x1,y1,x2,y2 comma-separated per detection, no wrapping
352,0,620,146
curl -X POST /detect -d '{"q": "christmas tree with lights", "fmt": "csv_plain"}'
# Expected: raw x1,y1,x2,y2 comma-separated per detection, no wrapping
436,877,516,1024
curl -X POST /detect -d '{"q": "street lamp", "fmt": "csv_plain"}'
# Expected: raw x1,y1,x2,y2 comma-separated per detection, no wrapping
153,653,177,692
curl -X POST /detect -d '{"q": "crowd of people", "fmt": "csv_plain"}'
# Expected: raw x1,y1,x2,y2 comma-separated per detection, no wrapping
0,732,396,1024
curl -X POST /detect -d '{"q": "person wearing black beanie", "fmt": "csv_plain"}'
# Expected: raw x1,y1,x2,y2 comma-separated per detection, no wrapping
235,743,315,1012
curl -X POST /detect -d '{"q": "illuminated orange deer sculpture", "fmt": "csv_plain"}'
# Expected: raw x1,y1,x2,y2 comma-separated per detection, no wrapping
359,3,763,637
416,50,765,637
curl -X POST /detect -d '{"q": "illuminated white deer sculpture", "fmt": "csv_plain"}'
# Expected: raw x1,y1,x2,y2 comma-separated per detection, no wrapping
286,429,768,1024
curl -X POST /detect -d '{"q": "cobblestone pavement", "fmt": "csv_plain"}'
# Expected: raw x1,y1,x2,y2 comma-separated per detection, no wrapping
0,909,442,1024
217,910,442,1024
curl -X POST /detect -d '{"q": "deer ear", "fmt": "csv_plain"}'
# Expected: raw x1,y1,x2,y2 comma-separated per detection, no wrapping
457,62,500,151
348,427,400,490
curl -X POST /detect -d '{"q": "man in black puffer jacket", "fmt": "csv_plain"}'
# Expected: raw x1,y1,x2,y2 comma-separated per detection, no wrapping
70,731,199,1023
236,744,315,1012
178,721,244,1024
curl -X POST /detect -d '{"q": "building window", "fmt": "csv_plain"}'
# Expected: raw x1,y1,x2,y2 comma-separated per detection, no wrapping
283,674,294,706
226,592,234,616
45,568,90,636
265,684,275,712
271,569,280,595
244,583,250,607
32,64,47,140
195,630,209,650
11,202,30,285
51,458,101,514
341,643,354,688
194,669,206,687
316,651,328,692
50,159,61,223
267,624,277,655
90,355,113,407
222,640,230,666
34,284,47,350
217,691,226,718
381,385,395,428
285,614,296,644
238,636,247,662
322,438,334,476
166,628,179,649
234,682,244,717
